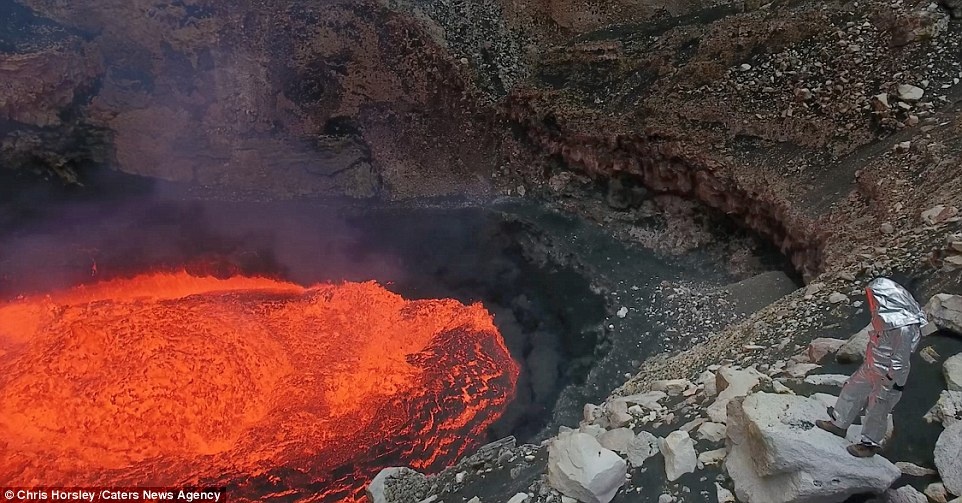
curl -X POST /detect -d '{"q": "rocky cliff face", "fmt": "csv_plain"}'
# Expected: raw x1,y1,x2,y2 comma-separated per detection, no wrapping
2,0,522,198
3,0,962,276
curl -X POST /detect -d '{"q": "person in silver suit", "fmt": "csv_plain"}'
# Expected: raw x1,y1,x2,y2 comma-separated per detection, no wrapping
816,277,930,457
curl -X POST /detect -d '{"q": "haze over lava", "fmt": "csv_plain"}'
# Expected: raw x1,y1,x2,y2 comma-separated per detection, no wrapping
0,272,520,502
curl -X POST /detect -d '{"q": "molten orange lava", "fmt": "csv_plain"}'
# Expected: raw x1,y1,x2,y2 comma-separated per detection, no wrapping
0,272,519,501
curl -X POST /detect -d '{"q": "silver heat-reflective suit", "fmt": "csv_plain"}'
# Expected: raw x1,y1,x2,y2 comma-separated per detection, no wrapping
829,278,928,446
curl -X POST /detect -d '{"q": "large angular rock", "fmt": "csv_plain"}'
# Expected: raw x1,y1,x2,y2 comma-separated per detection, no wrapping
807,338,847,363
707,366,765,423
626,431,660,467
548,431,627,503
926,294,962,336
837,324,872,363
660,430,696,481
726,393,901,503
946,353,962,391
935,422,962,496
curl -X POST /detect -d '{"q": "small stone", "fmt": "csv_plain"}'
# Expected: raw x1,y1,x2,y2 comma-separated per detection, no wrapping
898,84,925,101
716,483,736,503
873,93,890,109
920,346,941,364
455,471,466,483
506,493,529,503
884,485,927,503
699,448,727,466
924,482,948,503
880,222,895,234
695,422,727,443
740,63,752,71
829,292,849,304
616,307,629,318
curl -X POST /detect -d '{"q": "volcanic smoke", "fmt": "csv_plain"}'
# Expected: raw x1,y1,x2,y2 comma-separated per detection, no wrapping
0,272,520,502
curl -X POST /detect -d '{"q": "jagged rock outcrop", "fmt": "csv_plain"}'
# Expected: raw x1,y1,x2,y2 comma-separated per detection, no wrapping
547,431,627,503
3,0,511,198
726,393,901,503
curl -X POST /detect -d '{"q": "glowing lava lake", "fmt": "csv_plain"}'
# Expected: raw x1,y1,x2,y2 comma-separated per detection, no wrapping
0,271,520,502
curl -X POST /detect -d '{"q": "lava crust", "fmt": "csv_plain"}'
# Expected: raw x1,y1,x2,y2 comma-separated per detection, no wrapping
0,272,520,502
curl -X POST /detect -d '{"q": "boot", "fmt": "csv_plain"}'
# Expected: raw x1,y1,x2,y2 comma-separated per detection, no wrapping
847,442,880,458
816,419,847,438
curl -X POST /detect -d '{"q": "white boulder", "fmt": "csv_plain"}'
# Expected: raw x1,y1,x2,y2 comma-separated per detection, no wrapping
837,324,871,363
708,366,765,423
506,494,529,503
946,353,962,391
726,392,901,503
660,430,697,481
548,431,627,503
807,338,847,363
935,422,962,496
926,294,962,336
